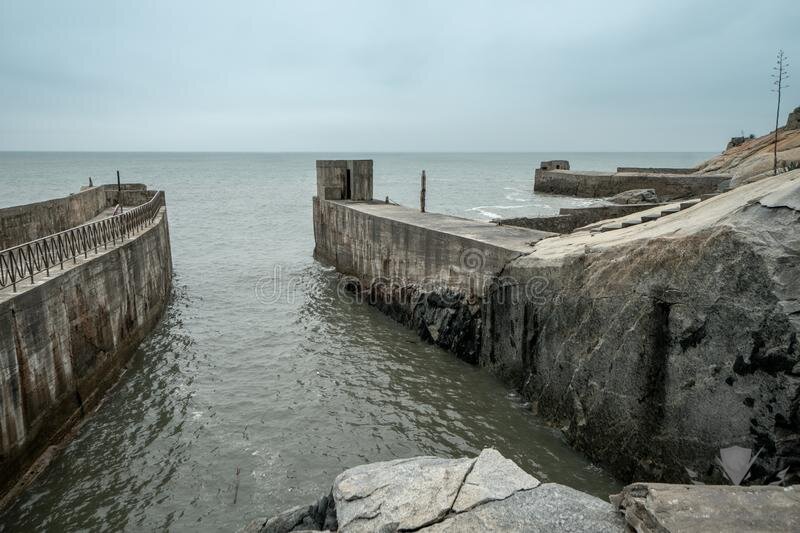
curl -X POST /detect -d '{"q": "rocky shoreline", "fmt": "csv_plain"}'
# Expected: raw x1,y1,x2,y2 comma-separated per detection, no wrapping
246,449,800,532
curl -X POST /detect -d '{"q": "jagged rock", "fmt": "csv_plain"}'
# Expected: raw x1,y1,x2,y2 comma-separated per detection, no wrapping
609,189,659,204
422,484,625,532
245,490,337,533
452,448,540,512
612,483,800,533
333,456,474,532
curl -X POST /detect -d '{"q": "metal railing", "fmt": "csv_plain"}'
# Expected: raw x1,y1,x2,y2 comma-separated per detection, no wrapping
0,191,165,292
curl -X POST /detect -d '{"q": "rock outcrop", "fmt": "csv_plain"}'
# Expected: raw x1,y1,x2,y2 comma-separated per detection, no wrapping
482,171,800,482
612,483,800,533
697,125,800,184
609,188,659,204
247,449,625,533
787,107,800,131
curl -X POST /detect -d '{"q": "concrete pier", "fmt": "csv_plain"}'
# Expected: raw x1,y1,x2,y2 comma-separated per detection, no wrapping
312,159,800,488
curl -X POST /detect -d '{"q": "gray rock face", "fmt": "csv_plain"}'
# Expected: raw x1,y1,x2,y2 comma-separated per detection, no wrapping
425,484,624,532
452,448,540,512
333,456,474,532
612,483,800,533
482,173,800,482
609,188,660,204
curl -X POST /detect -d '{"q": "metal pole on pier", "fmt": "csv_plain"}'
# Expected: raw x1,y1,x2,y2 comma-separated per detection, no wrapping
420,170,426,213
117,170,123,213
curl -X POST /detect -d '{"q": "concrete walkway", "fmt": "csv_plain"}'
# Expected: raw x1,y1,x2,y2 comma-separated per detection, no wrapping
336,200,556,253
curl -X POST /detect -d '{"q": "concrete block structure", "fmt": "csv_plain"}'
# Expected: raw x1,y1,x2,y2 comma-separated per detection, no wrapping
315,160,373,201
538,160,570,171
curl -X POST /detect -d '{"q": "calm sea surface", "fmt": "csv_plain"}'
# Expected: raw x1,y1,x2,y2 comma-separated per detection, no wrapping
0,152,712,531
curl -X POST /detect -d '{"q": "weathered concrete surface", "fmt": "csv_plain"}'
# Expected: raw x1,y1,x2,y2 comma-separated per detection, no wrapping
498,203,664,234
484,171,800,482
252,449,623,533
0,205,172,500
533,169,728,199
612,483,800,533
0,183,154,250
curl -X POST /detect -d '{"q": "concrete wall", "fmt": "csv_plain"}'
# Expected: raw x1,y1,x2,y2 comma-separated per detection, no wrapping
0,207,172,498
1,184,153,250
498,204,662,234
616,167,696,174
533,169,728,199
313,199,530,294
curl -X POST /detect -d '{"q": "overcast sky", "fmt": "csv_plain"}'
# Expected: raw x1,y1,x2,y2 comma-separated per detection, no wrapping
0,1,797,152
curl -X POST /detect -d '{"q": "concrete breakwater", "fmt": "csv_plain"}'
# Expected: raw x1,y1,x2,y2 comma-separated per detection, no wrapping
533,163,729,198
0,185,172,502
313,159,800,485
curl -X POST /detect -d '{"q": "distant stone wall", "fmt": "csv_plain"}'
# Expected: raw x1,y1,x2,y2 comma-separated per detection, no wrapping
616,167,696,174
498,204,662,234
0,207,172,499
0,184,153,250
534,169,728,199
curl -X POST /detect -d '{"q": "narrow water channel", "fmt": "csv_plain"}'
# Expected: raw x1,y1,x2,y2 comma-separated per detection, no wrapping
0,152,711,530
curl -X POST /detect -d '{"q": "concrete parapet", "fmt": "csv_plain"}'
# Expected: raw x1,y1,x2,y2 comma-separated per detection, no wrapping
0,184,154,251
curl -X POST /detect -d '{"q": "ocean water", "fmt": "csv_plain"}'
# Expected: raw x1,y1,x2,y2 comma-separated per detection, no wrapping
0,152,712,531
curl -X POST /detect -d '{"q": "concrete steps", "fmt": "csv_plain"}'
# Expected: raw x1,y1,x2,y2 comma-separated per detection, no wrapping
593,196,707,233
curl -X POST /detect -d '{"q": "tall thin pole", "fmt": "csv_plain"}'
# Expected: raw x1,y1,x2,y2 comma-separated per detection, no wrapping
420,170,426,213
772,50,790,176
117,170,123,213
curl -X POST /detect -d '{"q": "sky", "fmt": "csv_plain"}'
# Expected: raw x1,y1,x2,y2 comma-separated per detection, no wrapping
0,0,797,152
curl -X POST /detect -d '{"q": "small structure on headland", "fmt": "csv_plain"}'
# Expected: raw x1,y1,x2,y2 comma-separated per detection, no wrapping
538,159,570,171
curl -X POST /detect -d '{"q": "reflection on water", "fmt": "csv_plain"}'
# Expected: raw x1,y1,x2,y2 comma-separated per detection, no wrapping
0,152,713,531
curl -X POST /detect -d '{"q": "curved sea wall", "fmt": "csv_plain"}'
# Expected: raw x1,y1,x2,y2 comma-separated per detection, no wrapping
0,199,172,501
